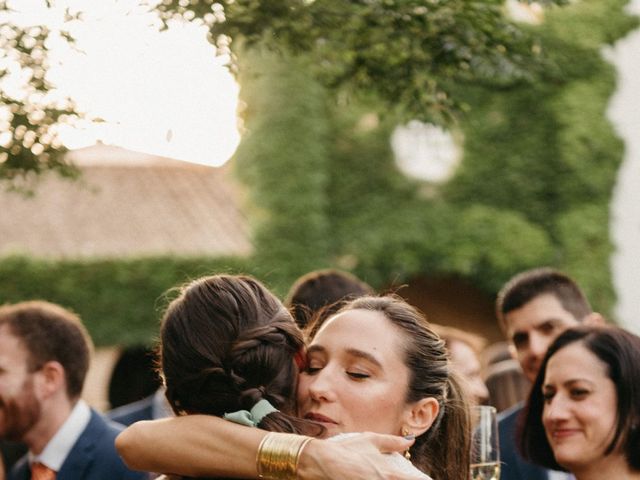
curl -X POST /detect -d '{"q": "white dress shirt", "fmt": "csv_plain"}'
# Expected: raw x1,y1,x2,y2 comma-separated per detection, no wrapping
28,400,92,472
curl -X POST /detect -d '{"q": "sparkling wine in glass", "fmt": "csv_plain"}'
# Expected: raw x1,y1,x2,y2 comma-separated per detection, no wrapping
470,405,500,480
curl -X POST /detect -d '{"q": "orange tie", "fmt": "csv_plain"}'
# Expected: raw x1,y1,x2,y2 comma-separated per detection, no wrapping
31,462,56,480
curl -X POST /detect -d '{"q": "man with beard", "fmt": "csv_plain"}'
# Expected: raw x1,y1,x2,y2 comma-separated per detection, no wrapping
0,301,145,480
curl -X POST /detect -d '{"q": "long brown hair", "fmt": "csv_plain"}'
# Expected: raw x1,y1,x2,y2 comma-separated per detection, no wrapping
310,295,471,480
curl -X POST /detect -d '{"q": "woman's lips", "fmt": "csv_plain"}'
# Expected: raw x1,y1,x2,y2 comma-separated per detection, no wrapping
304,412,338,425
550,428,581,439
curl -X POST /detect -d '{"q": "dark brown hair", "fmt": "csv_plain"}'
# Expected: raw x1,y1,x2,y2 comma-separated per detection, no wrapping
0,300,92,399
520,326,640,472
285,269,373,329
312,296,471,480
160,274,320,437
496,267,592,333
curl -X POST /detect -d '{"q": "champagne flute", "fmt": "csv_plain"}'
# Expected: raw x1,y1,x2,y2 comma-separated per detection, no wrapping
470,405,500,480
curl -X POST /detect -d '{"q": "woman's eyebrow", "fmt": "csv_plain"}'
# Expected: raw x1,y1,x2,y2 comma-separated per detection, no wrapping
307,345,383,368
345,348,383,368
543,378,594,390
562,378,595,388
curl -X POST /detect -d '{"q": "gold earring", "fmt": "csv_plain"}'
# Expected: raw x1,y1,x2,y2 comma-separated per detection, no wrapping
401,427,412,460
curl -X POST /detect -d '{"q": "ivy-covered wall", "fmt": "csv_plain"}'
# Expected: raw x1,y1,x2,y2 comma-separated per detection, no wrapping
445,0,637,312
236,0,637,315
233,50,332,281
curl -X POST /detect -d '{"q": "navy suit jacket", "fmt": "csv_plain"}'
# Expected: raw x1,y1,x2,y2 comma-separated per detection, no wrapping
9,409,146,480
499,403,549,480
107,395,155,426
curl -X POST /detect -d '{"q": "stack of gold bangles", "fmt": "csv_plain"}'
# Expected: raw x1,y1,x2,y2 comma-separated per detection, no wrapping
256,432,314,480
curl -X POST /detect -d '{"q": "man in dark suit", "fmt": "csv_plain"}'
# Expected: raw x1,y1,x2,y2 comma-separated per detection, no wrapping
0,301,146,480
495,268,602,480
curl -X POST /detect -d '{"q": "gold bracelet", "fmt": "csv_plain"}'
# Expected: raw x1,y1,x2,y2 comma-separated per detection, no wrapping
256,432,314,480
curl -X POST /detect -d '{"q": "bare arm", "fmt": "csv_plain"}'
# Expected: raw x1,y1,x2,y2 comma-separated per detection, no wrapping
116,415,420,480
116,416,264,478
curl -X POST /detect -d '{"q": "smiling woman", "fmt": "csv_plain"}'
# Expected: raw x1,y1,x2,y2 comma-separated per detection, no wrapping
520,326,640,480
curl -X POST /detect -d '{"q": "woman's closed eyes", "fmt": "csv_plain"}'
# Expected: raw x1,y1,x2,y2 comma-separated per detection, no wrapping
305,362,371,381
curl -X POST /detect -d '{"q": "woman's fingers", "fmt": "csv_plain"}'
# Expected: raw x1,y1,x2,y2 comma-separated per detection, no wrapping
298,434,422,480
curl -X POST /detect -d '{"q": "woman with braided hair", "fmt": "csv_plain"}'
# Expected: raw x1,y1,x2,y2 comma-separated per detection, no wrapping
159,274,318,437
117,276,470,480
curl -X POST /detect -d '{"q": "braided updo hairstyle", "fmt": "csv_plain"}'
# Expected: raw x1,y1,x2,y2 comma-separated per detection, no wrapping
160,274,320,436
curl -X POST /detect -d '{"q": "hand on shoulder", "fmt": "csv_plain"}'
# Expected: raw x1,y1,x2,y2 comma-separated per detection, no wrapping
298,432,429,480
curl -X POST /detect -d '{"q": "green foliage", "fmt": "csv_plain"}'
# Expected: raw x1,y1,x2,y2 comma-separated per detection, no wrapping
157,0,567,124
220,0,635,318
233,49,332,283
321,112,557,293
0,1,80,187
229,48,561,297
554,204,615,314
0,0,575,182
443,0,635,314
0,255,252,346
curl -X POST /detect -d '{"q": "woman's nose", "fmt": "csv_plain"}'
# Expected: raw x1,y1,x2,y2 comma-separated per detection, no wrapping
307,368,337,402
544,395,570,422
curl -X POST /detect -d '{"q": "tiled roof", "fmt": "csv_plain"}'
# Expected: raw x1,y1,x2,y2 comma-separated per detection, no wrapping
0,151,252,259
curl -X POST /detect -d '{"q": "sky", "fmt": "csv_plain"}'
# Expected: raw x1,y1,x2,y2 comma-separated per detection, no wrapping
8,0,240,167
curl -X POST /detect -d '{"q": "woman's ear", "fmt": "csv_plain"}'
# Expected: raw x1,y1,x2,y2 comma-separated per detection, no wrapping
403,397,440,436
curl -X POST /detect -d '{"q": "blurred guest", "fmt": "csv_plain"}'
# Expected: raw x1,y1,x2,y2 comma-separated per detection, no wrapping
106,345,170,426
495,268,603,480
431,324,489,405
520,326,640,480
482,340,514,366
484,358,530,413
0,301,145,480
482,341,529,412
285,268,373,329
107,345,161,410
